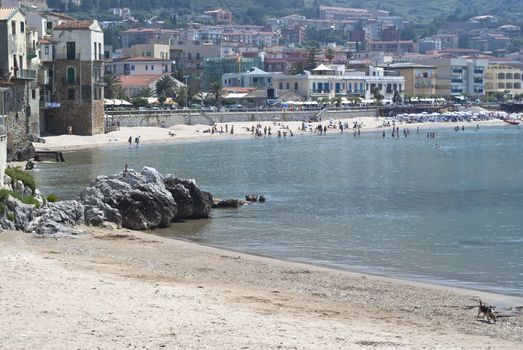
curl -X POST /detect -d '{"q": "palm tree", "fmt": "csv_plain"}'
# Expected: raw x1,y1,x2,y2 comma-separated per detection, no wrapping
210,81,224,106
114,85,128,101
325,48,335,64
138,87,155,98
155,75,176,100
104,74,122,99
175,85,199,107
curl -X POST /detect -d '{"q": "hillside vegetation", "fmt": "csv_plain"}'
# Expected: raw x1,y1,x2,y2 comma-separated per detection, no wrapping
49,0,523,26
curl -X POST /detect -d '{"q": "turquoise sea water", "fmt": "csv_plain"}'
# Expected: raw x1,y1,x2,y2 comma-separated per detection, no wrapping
33,125,523,296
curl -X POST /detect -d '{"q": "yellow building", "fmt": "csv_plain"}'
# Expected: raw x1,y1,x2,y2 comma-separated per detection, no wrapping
388,62,436,97
484,63,523,97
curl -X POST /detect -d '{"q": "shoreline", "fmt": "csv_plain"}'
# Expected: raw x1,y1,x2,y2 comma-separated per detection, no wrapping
34,117,507,152
160,232,523,304
1,227,521,348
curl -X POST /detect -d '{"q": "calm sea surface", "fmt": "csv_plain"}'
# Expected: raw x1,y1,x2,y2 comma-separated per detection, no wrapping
33,125,523,296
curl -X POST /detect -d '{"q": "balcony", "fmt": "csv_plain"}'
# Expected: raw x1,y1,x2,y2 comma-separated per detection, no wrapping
0,115,6,138
13,69,37,80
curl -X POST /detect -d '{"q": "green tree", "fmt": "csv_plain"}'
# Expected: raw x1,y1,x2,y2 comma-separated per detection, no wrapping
104,74,122,99
209,81,224,106
138,87,155,98
372,86,384,104
155,75,176,100
304,41,321,71
393,90,402,104
325,48,335,64
132,97,149,108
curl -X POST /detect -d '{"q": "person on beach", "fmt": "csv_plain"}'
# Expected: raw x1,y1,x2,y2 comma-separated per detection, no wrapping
324,125,327,134
135,136,140,147
230,126,234,134
128,136,132,147
225,124,228,133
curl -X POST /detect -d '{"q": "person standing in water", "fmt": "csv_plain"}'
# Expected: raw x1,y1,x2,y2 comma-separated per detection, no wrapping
128,136,132,147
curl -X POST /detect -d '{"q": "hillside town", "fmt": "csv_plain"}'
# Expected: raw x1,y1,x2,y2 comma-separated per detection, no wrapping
0,0,522,165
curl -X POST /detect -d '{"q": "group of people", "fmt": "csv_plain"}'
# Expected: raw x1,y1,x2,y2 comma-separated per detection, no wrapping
128,136,140,147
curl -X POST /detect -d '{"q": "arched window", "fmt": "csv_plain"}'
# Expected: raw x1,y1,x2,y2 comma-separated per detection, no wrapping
67,67,76,85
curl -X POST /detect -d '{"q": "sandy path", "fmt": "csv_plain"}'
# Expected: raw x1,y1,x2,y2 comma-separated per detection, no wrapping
1,229,521,349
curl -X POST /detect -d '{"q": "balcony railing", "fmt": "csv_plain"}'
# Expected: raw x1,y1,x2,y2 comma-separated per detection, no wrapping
14,69,37,80
0,115,6,138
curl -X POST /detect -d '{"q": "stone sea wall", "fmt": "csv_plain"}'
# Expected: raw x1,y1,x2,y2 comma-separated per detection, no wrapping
107,109,377,128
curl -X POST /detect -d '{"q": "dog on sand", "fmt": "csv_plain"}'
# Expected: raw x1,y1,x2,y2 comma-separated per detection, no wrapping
477,297,497,323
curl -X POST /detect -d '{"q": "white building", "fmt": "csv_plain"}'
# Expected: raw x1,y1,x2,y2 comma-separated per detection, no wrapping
0,7,28,79
271,64,405,101
106,57,173,76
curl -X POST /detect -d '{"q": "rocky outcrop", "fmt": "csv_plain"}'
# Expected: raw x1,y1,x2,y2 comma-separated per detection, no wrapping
0,167,217,234
7,140,35,162
78,167,212,230
164,175,213,220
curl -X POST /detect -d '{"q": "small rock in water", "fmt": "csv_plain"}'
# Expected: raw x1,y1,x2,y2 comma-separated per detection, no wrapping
245,194,259,202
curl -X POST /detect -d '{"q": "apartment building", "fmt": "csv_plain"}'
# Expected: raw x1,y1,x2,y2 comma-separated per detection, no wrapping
106,57,172,76
41,20,105,135
0,6,40,159
387,62,436,96
484,63,523,97
418,58,487,96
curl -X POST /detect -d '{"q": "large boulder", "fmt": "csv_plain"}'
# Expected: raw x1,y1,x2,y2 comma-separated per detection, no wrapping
164,176,213,220
78,167,179,230
117,183,176,230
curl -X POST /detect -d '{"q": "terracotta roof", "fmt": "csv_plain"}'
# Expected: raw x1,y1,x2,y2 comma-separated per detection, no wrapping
119,74,167,88
54,20,95,30
0,8,18,21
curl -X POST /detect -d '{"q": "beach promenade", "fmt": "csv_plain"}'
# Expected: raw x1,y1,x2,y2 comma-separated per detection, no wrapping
1,228,522,349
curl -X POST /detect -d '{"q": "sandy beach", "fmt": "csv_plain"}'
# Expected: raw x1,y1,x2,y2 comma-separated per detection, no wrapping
34,116,506,152
1,227,522,349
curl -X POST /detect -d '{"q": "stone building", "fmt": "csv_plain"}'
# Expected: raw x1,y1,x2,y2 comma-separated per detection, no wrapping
0,7,38,160
41,20,105,135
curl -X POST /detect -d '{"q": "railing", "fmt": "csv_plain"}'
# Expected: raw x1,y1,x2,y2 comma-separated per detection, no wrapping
0,115,6,138
105,105,380,117
15,69,37,80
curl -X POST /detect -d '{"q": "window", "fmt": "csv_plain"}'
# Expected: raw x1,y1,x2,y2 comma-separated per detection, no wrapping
294,82,298,90
145,65,148,71
46,21,52,30
286,82,290,89
131,65,135,71
11,21,16,35
151,65,154,70
67,67,76,85
31,89,36,99
45,46,49,55
196,53,200,59
68,89,75,100
20,22,24,33
98,43,102,60
188,53,192,60
279,82,283,89
66,42,76,60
